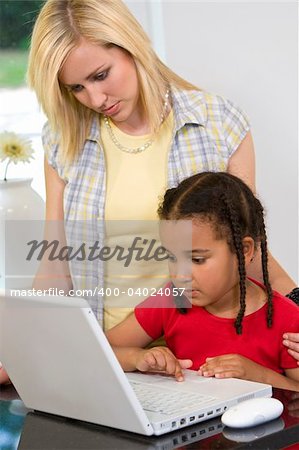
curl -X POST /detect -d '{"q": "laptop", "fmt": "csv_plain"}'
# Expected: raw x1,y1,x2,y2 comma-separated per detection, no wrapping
17,411,286,450
18,411,226,449
0,294,272,436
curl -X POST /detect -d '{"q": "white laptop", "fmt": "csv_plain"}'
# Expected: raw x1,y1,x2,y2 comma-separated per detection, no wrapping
0,294,272,436
18,411,226,449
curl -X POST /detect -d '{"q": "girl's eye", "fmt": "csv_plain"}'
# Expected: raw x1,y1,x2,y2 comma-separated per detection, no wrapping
192,257,205,265
95,70,109,81
167,254,176,263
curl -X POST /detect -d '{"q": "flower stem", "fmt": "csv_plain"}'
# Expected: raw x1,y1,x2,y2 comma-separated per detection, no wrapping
4,160,11,181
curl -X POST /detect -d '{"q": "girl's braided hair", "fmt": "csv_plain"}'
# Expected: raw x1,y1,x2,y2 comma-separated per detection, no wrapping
158,172,273,334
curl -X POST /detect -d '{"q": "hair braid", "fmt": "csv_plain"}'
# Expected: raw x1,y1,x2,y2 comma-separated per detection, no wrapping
221,192,247,334
256,201,273,327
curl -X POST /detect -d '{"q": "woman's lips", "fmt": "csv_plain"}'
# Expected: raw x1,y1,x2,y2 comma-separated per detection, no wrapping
102,101,120,116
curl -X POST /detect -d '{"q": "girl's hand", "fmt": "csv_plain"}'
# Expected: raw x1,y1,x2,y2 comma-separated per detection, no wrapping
283,333,299,365
198,354,266,383
135,346,193,382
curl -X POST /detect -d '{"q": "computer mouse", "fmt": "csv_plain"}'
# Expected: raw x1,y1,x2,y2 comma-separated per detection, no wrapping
222,417,285,441
221,397,284,428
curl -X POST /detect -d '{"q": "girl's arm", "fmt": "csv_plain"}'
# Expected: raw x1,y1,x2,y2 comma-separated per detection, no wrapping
227,131,296,294
106,312,154,370
198,354,299,392
285,367,299,390
106,313,192,380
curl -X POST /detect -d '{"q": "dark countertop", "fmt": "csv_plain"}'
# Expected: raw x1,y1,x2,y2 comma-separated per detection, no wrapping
1,385,299,449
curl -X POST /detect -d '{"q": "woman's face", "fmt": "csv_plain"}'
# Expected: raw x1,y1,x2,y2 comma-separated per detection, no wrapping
59,39,141,127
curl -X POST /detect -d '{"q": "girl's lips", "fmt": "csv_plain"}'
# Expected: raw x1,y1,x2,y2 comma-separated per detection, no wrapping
184,289,200,298
102,101,120,116
191,290,201,298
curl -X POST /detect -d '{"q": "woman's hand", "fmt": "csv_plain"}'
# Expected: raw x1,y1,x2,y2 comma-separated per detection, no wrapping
0,363,11,385
135,346,193,381
287,392,299,418
198,354,267,383
283,333,299,365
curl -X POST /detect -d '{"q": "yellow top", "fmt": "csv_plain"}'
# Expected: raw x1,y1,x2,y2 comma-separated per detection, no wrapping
101,111,174,330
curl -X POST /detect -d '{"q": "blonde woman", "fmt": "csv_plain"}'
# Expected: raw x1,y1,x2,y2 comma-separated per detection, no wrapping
24,2,299,346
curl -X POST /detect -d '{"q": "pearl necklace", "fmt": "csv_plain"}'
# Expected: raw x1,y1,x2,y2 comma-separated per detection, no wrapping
103,88,170,154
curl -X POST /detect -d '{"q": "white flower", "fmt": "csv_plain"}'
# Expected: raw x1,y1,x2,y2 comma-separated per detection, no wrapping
0,131,34,164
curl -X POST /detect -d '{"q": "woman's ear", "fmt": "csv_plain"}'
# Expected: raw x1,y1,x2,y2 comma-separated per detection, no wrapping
242,237,255,266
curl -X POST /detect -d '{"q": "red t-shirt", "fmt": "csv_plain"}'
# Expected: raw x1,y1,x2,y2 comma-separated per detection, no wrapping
135,279,299,372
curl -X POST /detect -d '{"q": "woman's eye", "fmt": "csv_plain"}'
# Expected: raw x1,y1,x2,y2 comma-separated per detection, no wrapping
70,84,83,93
95,70,109,81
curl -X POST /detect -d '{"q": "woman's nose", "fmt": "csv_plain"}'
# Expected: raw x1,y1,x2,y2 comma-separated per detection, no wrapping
86,86,107,111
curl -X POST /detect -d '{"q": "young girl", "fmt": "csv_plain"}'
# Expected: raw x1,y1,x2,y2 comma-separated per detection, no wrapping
106,172,299,391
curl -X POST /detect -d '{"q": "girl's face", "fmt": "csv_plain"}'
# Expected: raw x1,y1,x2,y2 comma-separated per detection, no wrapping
59,39,141,128
160,220,252,316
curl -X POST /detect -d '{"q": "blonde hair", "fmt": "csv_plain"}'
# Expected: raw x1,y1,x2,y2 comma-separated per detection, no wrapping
27,0,199,162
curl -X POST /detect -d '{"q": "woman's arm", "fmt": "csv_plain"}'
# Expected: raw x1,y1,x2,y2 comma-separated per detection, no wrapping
227,131,256,193
0,160,73,386
44,158,65,221
248,251,296,296
32,158,72,292
0,364,10,385
227,131,296,294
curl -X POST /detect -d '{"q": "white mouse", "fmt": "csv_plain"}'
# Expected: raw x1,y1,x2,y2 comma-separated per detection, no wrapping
222,417,285,441
221,397,283,428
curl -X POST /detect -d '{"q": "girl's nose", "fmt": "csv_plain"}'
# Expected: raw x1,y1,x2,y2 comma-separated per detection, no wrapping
171,263,192,283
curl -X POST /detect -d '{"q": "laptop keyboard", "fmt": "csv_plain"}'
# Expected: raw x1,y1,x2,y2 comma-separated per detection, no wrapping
130,381,216,415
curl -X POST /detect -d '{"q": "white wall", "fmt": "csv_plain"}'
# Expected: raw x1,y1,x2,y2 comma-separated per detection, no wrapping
126,0,298,283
